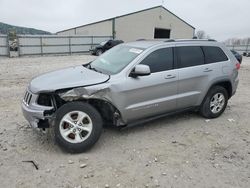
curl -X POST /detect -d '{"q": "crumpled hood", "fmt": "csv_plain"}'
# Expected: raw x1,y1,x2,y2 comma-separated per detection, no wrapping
29,65,109,94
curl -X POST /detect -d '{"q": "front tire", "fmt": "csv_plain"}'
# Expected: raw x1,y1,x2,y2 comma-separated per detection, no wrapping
54,102,103,153
200,86,228,118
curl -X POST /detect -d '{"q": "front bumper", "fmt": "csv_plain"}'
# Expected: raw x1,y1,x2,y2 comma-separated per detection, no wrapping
21,92,53,128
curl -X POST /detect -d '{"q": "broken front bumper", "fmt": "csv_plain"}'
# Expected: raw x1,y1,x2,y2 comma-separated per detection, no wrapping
21,91,53,129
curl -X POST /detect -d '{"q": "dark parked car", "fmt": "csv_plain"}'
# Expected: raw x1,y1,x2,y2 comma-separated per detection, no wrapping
90,40,123,56
243,52,250,57
231,50,242,64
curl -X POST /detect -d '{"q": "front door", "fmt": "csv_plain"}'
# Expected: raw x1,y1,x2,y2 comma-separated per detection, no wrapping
112,47,178,123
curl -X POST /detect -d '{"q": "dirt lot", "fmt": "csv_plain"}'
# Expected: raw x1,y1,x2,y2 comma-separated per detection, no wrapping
0,55,249,188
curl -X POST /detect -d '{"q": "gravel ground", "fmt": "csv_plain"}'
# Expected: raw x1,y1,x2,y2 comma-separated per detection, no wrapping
0,55,249,188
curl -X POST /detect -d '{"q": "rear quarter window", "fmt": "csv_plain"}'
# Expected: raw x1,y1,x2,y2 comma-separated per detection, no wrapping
202,46,228,64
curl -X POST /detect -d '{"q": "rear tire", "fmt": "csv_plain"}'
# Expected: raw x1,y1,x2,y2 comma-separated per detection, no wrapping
54,102,103,153
200,86,228,118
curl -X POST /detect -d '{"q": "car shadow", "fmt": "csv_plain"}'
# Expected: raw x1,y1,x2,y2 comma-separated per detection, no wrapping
26,111,202,154
85,110,203,153
105,111,201,134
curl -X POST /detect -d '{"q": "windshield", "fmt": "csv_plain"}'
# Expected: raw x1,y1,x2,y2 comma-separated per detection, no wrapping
90,45,144,75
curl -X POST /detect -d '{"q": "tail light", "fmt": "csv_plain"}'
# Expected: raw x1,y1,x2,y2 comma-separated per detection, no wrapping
236,63,240,70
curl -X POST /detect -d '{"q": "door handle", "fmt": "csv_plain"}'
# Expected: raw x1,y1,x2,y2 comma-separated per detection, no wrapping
203,68,213,72
165,75,176,79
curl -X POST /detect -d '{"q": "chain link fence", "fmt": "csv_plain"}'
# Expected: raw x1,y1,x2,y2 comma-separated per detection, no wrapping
226,44,250,55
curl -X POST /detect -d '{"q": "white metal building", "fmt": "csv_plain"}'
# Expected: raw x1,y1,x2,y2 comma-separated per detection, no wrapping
57,6,195,42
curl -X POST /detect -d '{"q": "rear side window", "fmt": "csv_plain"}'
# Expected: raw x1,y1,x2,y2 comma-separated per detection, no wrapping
202,46,228,64
177,46,205,68
140,48,173,73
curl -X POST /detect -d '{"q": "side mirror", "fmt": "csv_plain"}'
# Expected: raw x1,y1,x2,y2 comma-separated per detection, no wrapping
129,64,151,78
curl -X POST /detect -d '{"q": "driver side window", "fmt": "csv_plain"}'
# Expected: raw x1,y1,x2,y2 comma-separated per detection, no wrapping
140,48,174,73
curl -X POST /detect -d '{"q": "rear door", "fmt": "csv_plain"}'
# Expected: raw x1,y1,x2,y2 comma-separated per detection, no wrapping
175,45,209,109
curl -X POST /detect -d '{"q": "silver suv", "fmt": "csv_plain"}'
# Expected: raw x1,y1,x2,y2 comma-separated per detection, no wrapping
22,39,240,153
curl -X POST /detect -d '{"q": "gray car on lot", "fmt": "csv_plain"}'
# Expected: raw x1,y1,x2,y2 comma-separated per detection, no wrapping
22,39,240,153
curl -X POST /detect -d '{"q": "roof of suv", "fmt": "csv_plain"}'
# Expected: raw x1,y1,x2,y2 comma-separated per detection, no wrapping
126,39,218,49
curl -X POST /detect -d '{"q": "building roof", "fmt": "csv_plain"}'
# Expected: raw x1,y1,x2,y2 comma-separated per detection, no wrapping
57,5,195,34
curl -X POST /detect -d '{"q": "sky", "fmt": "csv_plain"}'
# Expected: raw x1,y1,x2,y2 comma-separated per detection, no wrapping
0,0,249,41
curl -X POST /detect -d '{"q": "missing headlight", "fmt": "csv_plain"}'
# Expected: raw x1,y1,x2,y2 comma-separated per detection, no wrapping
37,94,52,107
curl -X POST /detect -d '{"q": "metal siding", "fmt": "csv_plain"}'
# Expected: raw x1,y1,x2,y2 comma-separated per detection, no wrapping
70,37,92,44
19,37,40,45
42,37,69,45
226,45,250,54
71,45,91,53
0,36,7,44
17,35,112,56
115,7,194,42
0,35,9,56
58,20,113,36
75,20,112,36
0,47,8,56
19,46,42,55
93,36,112,43
57,7,194,42
42,46,70,54
57,29,76,36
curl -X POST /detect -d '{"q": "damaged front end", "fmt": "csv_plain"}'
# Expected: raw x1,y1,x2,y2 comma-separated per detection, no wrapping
21,90,55,130
57,86,126,127
22,85,125,131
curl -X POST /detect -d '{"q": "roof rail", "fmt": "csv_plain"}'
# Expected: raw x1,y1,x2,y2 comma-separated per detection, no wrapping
208,39,217,42
164,39,217,43
164,39,175,42
189,39,217,42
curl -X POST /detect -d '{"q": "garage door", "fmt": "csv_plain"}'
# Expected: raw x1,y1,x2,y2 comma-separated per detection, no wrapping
154,28,171,39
